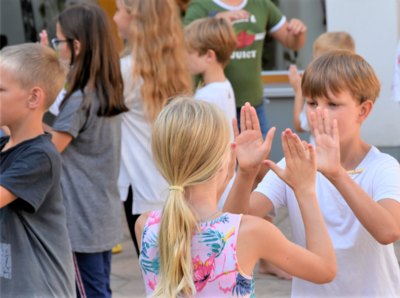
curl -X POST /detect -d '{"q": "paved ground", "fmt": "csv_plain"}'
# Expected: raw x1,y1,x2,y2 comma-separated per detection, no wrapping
110,205,400,298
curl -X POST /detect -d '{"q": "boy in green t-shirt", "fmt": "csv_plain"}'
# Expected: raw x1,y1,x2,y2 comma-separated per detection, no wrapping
185,0,306,279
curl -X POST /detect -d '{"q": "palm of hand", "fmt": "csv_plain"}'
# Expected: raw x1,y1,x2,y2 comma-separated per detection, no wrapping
315,134,340,176
235,130,266,170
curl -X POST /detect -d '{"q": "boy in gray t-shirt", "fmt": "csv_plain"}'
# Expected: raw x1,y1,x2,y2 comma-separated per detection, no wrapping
0,44,75,297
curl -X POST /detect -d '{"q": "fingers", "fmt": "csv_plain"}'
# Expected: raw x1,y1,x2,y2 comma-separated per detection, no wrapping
316,107,325,135
292,133,306,159
332,119,340,143
245,103,253,131
261,127,276,155
285,129,298,159
232,118,239,140
323,109,332,136
287,19,307,35
281,130,292,160
240,106,245,133
264,160,284,178
249,106,260,133
302,140,310,158
308,143,316,165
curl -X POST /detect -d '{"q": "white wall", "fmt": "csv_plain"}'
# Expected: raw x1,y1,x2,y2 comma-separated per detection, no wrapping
326,0,400,147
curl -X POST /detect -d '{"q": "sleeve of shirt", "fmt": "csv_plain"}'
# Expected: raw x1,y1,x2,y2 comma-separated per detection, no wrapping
52,92,87,138
372,156,400,203
184,0,210,26
392,42,400,102
253,158,288,217
0,150,53,213
299,102,310,131
265,0,285,33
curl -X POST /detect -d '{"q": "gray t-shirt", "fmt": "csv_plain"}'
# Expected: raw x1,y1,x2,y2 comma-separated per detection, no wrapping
52,91,122,253
0,134,75,298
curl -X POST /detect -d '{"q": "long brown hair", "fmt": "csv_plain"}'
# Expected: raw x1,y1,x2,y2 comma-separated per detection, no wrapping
59,3,128,117
121,0,192,122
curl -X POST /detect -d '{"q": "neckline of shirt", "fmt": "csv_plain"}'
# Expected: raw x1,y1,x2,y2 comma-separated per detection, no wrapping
212,0,248,10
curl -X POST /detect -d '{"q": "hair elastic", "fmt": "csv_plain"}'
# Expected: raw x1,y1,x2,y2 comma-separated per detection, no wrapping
169,186,184,192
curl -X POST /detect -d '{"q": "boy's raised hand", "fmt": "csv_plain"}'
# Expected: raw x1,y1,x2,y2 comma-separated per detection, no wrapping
310,107,341,180
265,129,317,194
233,103,275,174
288,65,301,92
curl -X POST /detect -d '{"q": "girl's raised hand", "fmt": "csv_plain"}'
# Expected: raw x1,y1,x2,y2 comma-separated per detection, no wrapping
233,102,275,174
38,30,50,47
265,129,317,195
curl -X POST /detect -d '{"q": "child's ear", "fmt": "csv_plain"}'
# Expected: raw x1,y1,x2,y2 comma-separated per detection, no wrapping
357,100,373,123
206,49,217,63
74,40,81,56
28,87,45,109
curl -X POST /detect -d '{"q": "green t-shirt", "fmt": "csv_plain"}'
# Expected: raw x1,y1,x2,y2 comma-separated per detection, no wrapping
184,0,284,107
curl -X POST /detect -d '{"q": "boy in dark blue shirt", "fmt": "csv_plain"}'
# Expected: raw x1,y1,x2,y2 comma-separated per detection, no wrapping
0,44,75,297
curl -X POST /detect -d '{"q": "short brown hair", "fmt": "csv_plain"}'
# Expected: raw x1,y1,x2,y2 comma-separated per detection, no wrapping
184,18,237,66
0,43,68,110
302,50,381,104
314,32,355,57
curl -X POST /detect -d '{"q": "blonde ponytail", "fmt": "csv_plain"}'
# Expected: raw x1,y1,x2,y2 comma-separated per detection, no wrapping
151,97,231,297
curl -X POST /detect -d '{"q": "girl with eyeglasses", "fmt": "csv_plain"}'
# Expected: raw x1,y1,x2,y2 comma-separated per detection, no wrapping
40,3,128,298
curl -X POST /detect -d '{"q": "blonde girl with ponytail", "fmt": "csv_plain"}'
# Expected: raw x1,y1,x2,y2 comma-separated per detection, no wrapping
135,98,337,297
113,0,192,256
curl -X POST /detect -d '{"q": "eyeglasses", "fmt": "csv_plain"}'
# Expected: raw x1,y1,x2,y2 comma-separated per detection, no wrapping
51,38,71,51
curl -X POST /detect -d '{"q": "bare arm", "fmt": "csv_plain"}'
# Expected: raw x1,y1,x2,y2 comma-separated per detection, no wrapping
288,65,305,132
135,211,152,251
223,103,275,214
311,108,400,245
270,19,306,51
330,171,400,245
0,186,18,208
238,130,336,283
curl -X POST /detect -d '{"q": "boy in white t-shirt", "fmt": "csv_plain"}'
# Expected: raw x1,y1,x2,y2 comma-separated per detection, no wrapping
184,17,237,209
224,50,400,297
290,32,355,146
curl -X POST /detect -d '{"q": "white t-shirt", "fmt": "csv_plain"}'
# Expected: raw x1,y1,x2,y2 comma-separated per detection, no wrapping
299,102,316,147
195,80,236,210
118,56,169,214
49,88,67,116
392,41,400,102
255,146,400,297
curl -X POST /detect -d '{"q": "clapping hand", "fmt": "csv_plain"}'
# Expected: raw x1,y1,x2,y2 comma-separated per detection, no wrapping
287,18,307,35
310,107,342,180
265,129,317,195
233,103,275,174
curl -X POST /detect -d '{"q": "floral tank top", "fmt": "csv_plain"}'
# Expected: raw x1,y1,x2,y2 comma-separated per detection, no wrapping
139,210,254,297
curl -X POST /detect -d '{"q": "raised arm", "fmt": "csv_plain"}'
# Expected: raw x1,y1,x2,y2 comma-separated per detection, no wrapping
270,19,306,51
238,130,336,284
223,103,275,214
310,107,400,245
289,65,305,132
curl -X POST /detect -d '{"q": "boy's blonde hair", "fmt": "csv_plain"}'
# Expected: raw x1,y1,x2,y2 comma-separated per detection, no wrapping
314,31,355,58
302,50,381,104
0,43,67,110
184,18,238,67
151,97,231,298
